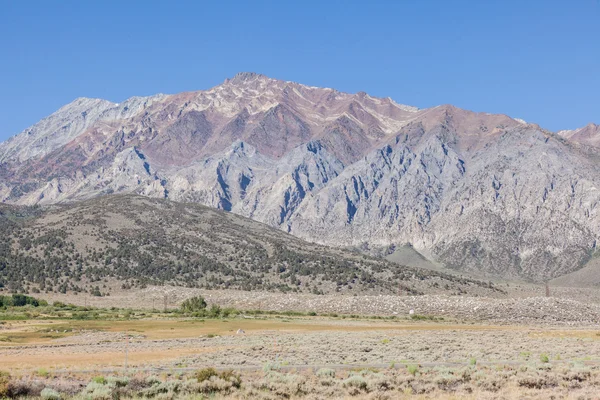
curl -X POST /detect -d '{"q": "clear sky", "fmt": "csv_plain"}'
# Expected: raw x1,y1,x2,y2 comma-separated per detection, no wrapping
0,0,598,141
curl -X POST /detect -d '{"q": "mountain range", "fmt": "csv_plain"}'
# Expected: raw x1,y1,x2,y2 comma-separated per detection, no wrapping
1,72,599,282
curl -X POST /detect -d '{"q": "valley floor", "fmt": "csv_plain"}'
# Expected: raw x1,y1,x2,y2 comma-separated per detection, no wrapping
1,308,600,398
2,287,600,398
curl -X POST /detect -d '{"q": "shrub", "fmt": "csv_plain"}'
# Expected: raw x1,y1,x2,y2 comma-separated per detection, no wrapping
144,376,161,386
139,380,180,398
40,388,61,400
82,381,113,400
0,371,10,398
540,353,550,363
195,368,218,383
410,314,442,321
517,373,558,389
219,370,242,389
316,368,336,378
106,376,129,387
469,357,477,366
180,296,207,313
221,307,238,318
92,376,106,384
435,372,462,388
263,362,281,372
407,365,419,376
37,368,50,378
352,368,380,376
0,294,44,307
343,375,367,390
208,304,222,318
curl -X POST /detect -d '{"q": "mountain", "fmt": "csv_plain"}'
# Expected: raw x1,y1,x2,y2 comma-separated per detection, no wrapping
1,72,599,282
0,194,501,297
557,123,600,148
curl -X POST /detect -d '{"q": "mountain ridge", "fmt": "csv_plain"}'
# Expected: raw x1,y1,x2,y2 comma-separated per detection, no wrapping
1,72,599,283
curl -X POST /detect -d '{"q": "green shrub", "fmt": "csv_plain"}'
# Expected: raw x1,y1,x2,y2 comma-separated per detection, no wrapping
181,296,207,313
407,364,419,376
469,357,477,366
0,371,10,398
193,368,242,390
195,367,218,383
92,376,106,384
208,304,222,318
0,294,44,307
540,353,550,363
410,314,443,321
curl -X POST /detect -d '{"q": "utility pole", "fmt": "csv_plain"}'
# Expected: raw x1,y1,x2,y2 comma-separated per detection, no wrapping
545,281,550,297
163,294,168,312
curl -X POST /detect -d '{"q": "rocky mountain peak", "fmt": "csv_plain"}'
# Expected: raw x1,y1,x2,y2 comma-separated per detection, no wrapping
226,72,271,85
1,75,600,283
557,122,600,148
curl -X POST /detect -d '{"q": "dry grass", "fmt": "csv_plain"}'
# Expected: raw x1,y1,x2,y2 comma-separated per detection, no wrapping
2,312,600,400
3,363,600,399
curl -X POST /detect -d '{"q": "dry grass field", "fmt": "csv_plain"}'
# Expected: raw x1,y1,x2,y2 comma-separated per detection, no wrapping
2,287,600,399
2,308,600,399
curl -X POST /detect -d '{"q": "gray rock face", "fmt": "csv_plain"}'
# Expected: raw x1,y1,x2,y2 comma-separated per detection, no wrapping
0,97,116,163
1,73,599,282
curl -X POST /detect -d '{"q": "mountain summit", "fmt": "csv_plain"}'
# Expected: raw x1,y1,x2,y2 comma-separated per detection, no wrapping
1,73,599,282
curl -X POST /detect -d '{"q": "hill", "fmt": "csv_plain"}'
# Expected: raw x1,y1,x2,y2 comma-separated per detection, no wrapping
0,194,501,297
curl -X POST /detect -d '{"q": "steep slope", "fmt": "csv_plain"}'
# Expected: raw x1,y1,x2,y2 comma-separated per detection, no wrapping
1,73,599,282
0,98,116,164
0,194,502,297
288,116,600,280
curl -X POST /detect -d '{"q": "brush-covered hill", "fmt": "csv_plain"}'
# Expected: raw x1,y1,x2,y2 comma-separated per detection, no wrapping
0,194,502,297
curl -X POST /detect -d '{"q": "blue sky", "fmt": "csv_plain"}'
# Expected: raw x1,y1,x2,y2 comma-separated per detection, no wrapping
0,0,598,141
